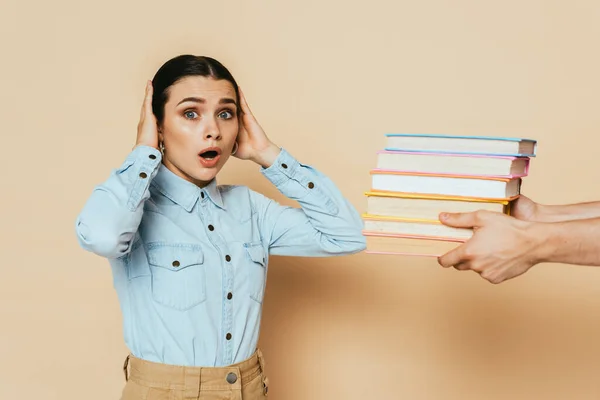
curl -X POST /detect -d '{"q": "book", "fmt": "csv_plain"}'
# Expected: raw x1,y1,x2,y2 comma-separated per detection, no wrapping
384,133,537,157
364,233,463,257
365,191,512,221
362,214,473,240
376,150,529,177
361,133,537,257
371,170,521,199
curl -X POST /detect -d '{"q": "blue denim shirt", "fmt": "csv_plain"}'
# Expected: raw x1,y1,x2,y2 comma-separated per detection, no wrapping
75,145,366,367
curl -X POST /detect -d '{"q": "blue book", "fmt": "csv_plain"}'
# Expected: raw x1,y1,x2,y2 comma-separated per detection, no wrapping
384,133,537,157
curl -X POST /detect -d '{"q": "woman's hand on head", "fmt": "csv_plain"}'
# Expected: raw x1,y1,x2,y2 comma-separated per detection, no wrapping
135,81,159,150
234,87,280,168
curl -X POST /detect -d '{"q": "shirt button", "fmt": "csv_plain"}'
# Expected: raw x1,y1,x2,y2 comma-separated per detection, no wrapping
227,292,233,300
225,255,231,262
201,192,205,199
172,260,180,267
226,333,232,340
308,182,314,189
226,372,238,384
149,154,156,160
139,172,148,179
208,225,214,231
281,163,288,169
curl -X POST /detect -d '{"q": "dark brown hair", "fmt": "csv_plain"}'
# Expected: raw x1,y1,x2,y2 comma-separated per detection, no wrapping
151,55,240,123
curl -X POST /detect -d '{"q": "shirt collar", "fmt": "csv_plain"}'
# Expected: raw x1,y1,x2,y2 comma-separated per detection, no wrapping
202,177,225,209
152,164,225,211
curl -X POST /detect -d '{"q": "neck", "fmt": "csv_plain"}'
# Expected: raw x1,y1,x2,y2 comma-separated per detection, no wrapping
162,159,213,188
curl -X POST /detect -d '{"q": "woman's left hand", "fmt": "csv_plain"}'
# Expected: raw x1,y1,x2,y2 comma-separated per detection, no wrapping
234,87,281,168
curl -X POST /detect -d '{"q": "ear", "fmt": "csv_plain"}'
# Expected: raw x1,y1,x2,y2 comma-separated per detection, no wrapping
158,126,164,143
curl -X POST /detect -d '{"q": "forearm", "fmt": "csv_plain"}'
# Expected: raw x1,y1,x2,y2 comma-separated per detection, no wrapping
75,145,161,258
258,148,366,256
536,201,600,223
533,217,600,266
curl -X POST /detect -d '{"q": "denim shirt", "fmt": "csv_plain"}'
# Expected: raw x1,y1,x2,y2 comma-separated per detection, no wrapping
75,145,366,367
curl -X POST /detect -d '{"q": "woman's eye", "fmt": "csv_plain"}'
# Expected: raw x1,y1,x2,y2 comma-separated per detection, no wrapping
218,110,234,119
184,111,198,119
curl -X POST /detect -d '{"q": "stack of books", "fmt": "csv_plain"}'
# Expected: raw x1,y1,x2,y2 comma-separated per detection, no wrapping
363,133,537,256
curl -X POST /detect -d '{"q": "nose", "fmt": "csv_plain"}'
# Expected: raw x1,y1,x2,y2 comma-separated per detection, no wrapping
202,116,222,141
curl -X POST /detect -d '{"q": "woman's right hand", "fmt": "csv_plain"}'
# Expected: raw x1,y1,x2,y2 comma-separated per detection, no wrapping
135,80,159,150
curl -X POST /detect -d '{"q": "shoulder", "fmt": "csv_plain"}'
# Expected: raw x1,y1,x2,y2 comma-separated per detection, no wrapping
219,184,249,195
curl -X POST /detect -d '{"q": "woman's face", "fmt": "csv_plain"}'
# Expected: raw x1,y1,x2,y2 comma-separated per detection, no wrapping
159,76,239,187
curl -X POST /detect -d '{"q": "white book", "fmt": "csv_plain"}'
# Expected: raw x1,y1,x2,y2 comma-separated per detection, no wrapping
371,171,521,199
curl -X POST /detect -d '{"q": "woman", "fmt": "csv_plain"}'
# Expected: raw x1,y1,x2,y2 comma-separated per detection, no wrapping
75,54,366,399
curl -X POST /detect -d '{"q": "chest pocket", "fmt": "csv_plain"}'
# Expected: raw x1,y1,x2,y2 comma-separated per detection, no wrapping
147,242,207,311
244,242,267,304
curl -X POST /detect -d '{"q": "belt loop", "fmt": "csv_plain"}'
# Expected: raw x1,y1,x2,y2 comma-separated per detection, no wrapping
256,349,269,397
256,348,266,372
183,366,201,400
123,354,130,382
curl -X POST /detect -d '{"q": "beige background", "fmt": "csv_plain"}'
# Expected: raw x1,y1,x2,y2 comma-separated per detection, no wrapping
2,0,600,399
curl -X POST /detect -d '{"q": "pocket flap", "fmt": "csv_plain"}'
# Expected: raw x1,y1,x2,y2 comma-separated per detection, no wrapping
244,243,266,266
147,243,204,271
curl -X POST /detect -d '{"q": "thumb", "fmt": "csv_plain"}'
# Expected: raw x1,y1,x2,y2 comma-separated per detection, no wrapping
439,211,481,228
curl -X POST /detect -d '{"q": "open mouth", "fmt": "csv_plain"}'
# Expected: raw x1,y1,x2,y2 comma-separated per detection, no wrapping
199,150,219,159
198,147,222,168
199,148,221,160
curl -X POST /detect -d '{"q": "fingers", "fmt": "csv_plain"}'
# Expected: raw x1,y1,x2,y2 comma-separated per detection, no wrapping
135,80,159,149
140,80,153,118
144,80,154,113
439,211,483,228
453,262,470,271
437,244,466,268
238,86,252,116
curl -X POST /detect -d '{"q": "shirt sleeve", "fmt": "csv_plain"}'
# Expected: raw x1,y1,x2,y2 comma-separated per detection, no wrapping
75,145,162,258
251,148,366,257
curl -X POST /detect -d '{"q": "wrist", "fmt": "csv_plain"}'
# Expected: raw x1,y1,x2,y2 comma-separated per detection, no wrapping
253,142,281,168
134,142,159,151
528,221,557,264
531,203,547,222
534,204,571,223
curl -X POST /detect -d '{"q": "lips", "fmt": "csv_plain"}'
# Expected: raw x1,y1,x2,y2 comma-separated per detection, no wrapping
198,147,222,168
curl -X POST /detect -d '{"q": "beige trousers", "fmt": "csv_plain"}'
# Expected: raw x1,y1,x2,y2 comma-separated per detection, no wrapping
120,349,269,400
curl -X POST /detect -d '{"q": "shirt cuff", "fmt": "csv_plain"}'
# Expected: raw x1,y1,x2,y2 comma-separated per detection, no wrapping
259,147,339,214
124,145,162,167
122,145,162,210
260,148,302,187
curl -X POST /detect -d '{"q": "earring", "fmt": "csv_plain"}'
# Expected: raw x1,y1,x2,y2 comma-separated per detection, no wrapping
159,142,165,154
231,142,238,155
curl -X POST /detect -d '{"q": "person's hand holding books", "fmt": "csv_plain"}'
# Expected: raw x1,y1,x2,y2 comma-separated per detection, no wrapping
437,195,600,283
436,198,544,284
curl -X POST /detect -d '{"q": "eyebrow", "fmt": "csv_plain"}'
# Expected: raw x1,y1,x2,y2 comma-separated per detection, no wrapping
177,97,237,106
